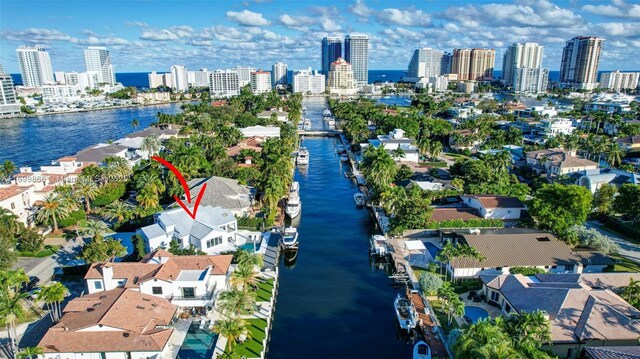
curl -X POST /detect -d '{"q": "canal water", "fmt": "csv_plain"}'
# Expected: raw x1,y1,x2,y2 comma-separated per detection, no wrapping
0,102,185,168
268,98,413,358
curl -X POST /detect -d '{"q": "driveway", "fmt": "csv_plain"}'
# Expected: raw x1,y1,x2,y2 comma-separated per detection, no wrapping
585,220,640,263
12,239,85,285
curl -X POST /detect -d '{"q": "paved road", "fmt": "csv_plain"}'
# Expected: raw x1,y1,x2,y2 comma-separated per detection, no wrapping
12,239,84,285
585,220,640,263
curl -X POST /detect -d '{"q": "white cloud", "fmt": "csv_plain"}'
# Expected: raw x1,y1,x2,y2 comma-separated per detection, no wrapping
2,28,74,43
226,10,271,26
376,8,431,27
319,17,341,32
349,0,373,17
583,1,640,19
140,29,179,41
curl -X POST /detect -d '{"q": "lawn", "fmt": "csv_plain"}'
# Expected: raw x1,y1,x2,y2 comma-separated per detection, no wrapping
430,299,458,334
255,278,274,302
17,245,61,258
607,254,640,273
227,318,267,358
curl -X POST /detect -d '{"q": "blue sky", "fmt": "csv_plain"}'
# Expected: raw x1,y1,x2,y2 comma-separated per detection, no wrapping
1,0,639,74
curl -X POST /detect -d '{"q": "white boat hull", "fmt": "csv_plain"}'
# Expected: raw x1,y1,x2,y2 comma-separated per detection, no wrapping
286,203,301,219
394,294,418,332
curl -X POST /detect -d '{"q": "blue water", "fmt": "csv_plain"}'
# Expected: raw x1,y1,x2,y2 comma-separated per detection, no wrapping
464,306,489,324
0,102,184,168
177,321,218,359
425,242,441,259
105,232,135,256
268,98,413,358
239,242,261,252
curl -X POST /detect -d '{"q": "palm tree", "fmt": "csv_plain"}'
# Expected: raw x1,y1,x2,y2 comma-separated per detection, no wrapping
0,208,22,236
17,346,43,359
621,278,640,308
82,220,109,241
0,268,29,298
0,292,28,357
230,264,259,290
0,160,17,183
430,141,443,161
381,186,407,216
212,317,251,349
236,250,264,269
605,140,625,168
135,172,165,197
36,282,69,322
391,147,406,162
74,177,99,213
36,193,70,232
217,288,256,316
447,298,465,325
418,137,431,160
130,118,140,129
141,135,161,158
102,201,134,223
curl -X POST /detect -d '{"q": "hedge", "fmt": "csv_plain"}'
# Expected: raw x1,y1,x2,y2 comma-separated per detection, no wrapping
237,216,262,230
93,182,127,206
58,209,86,228
425,218,504,229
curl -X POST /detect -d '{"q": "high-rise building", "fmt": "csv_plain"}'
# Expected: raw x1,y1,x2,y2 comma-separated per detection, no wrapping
209,70,240,97
0,66,21,117
513,68,549,94
232,66,256,88
406,48,450,82
559,36,604,90
451,48,495,81
272,62,288,88
250,71,272,94
598,71,639,92
148,71,172,89
292,68,325,94
328,57,357,95
502,43,544,85
65,71,100,90
16,45,54,87
187,68,210,87
345,34,369,87
322,37,342,76
170,65,189,92
83,47,116,85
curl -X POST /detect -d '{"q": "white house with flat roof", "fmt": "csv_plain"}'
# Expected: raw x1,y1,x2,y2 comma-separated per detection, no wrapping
240,125,280,138
366,128,420,163
138,206,239,254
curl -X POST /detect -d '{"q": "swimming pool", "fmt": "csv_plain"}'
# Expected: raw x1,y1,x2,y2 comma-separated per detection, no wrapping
425,242,441,258
239,242,261,252
177,321,218,359
464,306,489,324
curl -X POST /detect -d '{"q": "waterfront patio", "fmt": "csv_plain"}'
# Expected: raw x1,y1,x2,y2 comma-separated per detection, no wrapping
454,291,504,327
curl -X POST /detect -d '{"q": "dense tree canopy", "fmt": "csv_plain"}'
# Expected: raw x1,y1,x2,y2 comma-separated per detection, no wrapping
529,184,592,241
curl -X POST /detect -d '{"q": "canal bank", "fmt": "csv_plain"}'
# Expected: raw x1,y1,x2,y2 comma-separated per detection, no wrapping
267,99,413,358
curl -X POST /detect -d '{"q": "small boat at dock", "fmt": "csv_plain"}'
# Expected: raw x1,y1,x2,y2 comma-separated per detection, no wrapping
340,153,349,162
413,341,431,359
394,294,418,332
281,227,299,249
354,193,366,207
297,147,309,165
336,144,345,153
370,234,388,256
303,118,311,130
323,109,331,117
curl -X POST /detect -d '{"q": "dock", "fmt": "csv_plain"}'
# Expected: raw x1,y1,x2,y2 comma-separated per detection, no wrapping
262,231,282,271
297,129,340,137
409,290,450,358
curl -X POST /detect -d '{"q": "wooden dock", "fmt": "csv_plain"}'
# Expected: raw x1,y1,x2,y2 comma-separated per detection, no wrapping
409,290,450,358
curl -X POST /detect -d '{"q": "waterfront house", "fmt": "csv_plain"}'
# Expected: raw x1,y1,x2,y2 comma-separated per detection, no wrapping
85,249,233,309
479,273,640,359
444,228,611,279
0,184,33,225
577,168,640,194
186,176,255,217
240,125,280,138
75,143,130,165
525,148,598,176
257,108,289,122
38,288,178,359
138,205,239,254
460,195,526,220
366,128,420,163
538,118,576,137
226,136,264,164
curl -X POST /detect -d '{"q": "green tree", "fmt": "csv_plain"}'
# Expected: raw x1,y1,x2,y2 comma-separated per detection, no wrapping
36,282,69,322
83,220,109,241
131,234,147,261
141,135,161,158
613,184,640,223
217,288,256,316
621,279,640,309
229,264,259,290
74,177,99,213
360,145,397,198
529,184,592,240
418,272,443,296
17,346,43,359
605,140,625,167
0,160,17,183
592,184,617,216
236,249,264,269
80,237,127,263
212,317,251,349
130,118,140,129
101,201,134,223
17,228,44,253
36,193,70,232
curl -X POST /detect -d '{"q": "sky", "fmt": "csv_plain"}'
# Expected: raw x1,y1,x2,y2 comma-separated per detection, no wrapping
1,0,640,74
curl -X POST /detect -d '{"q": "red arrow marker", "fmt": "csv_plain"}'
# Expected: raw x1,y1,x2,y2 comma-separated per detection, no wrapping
151,156,207,219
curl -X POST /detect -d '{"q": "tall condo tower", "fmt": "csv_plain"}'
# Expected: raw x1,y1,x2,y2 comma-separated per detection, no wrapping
84,46,116,85
322,37,342,76
345,33,369,87
272,62,288,87
16,45,54,87
559,36,604,90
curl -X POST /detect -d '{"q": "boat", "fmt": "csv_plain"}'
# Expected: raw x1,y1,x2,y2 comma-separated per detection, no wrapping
394,294,418,332
323,109,331,116
413,341,431,359
289,181,300,196
336,144,346,153
303,118,311,130
327,118,336,127
296,147,309,165
281,227,299,249
354,193,366,207
285,195,301,219
340,153,349,162
370,234,388,256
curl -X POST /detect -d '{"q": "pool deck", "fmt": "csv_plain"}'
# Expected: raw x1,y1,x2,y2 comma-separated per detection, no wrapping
409,291,449,358
455,291,504,327
163,318,192,359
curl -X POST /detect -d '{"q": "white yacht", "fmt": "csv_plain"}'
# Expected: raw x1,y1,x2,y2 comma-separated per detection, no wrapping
327,118,336,127
281,227,299,249
323,109,331,117
413,341,431,359
354,193,366,207
285,196,301,219
303,118,311,130
394,294,418,332
370,234,388,256
289,181,300,196
296,147,309,165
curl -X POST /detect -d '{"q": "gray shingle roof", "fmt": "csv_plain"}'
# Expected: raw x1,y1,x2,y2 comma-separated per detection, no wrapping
585,346,640,359
187,176,254,212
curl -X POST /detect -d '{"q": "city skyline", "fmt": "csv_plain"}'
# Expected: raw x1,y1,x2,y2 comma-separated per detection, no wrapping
1,0,640,74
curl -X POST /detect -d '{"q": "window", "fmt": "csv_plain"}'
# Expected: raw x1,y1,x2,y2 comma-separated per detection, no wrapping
564,265,574,271
10,203,15,210
491,291,500,301
94,281,103,290
567,348,573,358
152,287,163,295
206,236,223,248
116,280,125,287
505,303,511,313
182,287,195,298
496,267,503,271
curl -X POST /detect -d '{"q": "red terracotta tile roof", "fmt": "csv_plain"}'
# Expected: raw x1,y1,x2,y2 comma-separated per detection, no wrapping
465,194,526,209
0,185,29,201
430,207,482,222
58,156,77,162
